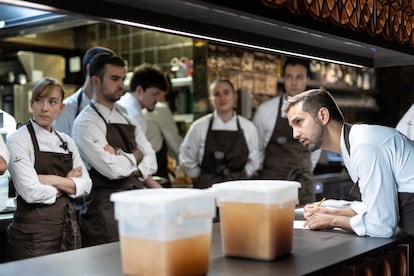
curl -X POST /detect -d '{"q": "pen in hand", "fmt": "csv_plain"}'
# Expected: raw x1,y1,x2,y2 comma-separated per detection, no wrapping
316,197,326,207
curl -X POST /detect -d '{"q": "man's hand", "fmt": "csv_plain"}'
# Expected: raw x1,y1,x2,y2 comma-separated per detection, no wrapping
144,175,163,188
66,166,82,178
304,212,335,230
104,144,116,155
132,148,144,164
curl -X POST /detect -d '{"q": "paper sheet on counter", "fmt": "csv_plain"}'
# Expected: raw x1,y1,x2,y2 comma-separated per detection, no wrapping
293,220,308,229
295,199,363,221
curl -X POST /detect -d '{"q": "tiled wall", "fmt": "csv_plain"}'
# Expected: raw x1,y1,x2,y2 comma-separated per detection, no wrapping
83,23,193,72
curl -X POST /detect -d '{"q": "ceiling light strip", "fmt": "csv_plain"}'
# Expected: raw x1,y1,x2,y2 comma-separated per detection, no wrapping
112,19,365,68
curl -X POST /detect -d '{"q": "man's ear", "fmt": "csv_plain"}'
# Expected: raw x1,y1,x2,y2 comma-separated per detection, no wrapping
91,75,99,86
135,85,144,96
318,107,330,125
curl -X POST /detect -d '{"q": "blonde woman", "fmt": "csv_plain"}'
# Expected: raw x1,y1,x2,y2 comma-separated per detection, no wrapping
179,78,260,188
6,77,92,261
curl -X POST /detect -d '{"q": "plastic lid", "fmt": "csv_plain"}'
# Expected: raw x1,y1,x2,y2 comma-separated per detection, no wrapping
212,180,301,205
110,188,216,222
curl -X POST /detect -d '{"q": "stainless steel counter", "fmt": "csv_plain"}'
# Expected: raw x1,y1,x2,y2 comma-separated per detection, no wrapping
0,222,411,275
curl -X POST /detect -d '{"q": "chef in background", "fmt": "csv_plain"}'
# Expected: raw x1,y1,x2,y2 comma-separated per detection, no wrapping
54,46,115,136
253,57,321,205
118,63,170,188
143,74,183,187
179,78,260,188
72,54,160,247
6,77,92,261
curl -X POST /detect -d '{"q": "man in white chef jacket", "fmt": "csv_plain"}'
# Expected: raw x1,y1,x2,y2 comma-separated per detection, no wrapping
283,87,414,238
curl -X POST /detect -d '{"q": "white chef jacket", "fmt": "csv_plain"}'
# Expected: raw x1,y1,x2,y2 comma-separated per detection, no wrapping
341,124,414,237
54,88,91,136
396,103,414,141
7,119,92,204
252,95,321,169
72,102,156,181
118,92,147,133
0,135,9,167
0,109,17,140
143,102,182,159
179,111,261,178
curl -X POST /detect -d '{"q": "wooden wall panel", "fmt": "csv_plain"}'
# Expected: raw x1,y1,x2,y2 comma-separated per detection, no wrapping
261,0,414,46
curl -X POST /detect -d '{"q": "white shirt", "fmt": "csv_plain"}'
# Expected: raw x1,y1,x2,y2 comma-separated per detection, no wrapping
72,102,156,181
143,102,182,159
7,120,92,204
341,124,414,237
0,109,17,140
54,88,91,136
252,95,321,169
118,92,147,133
396,103,414,140
179,112,261,178
0,135,9,167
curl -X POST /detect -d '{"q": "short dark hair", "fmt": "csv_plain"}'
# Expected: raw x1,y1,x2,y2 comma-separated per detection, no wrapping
129,64,168,92
82,46,115,73
283,57,311,78
282,87,345,123
88,53,126,79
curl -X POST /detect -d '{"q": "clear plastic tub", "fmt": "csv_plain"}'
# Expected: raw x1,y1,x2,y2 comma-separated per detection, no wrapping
110,188,216,276
212,180,301,261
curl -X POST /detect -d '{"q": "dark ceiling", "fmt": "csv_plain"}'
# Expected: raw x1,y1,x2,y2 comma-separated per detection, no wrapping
1,0,414,68
0,2,92,39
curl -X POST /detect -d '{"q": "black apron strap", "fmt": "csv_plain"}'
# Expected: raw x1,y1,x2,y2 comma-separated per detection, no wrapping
75,89,83,117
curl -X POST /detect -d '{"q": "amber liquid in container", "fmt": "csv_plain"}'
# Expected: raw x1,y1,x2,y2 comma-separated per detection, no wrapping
219,201,295,260
120,233,211,276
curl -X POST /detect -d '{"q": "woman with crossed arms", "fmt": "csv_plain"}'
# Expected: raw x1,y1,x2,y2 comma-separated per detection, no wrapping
6,77,92,260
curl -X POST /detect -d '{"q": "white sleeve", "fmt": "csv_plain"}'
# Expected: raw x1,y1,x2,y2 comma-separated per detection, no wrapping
73,115,138,180
0,136,9,167
179,120,204,179
396,104,414,140
134,122,157,180
158,106,182,160
7,130,57,204
242,120,261,177
54,96,78,136
65,137,92,198
349,144,398,238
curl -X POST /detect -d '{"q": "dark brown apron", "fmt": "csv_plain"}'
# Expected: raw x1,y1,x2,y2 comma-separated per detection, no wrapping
80,104,144,247
195,115,249,189
7,121,79,261
260,95,314,205
154,139,171,188
397,193,414,236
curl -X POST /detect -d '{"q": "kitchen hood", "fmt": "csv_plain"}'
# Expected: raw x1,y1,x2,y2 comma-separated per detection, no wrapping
0,50,65,84
0,2,94,39
3,0,414,68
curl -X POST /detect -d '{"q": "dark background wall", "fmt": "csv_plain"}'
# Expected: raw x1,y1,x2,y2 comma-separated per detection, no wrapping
376,66,414,127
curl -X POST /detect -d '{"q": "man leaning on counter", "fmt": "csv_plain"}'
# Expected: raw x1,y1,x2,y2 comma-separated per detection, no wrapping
283,87,414,238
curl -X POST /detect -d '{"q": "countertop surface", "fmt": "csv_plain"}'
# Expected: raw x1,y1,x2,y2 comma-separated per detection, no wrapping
0,221,410,276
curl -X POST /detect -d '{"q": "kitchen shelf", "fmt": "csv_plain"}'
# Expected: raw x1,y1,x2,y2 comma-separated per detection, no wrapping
278,79,375,94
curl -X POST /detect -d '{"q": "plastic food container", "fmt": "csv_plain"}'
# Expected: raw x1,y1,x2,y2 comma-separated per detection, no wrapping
212,180,300,261
110,188,216,276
